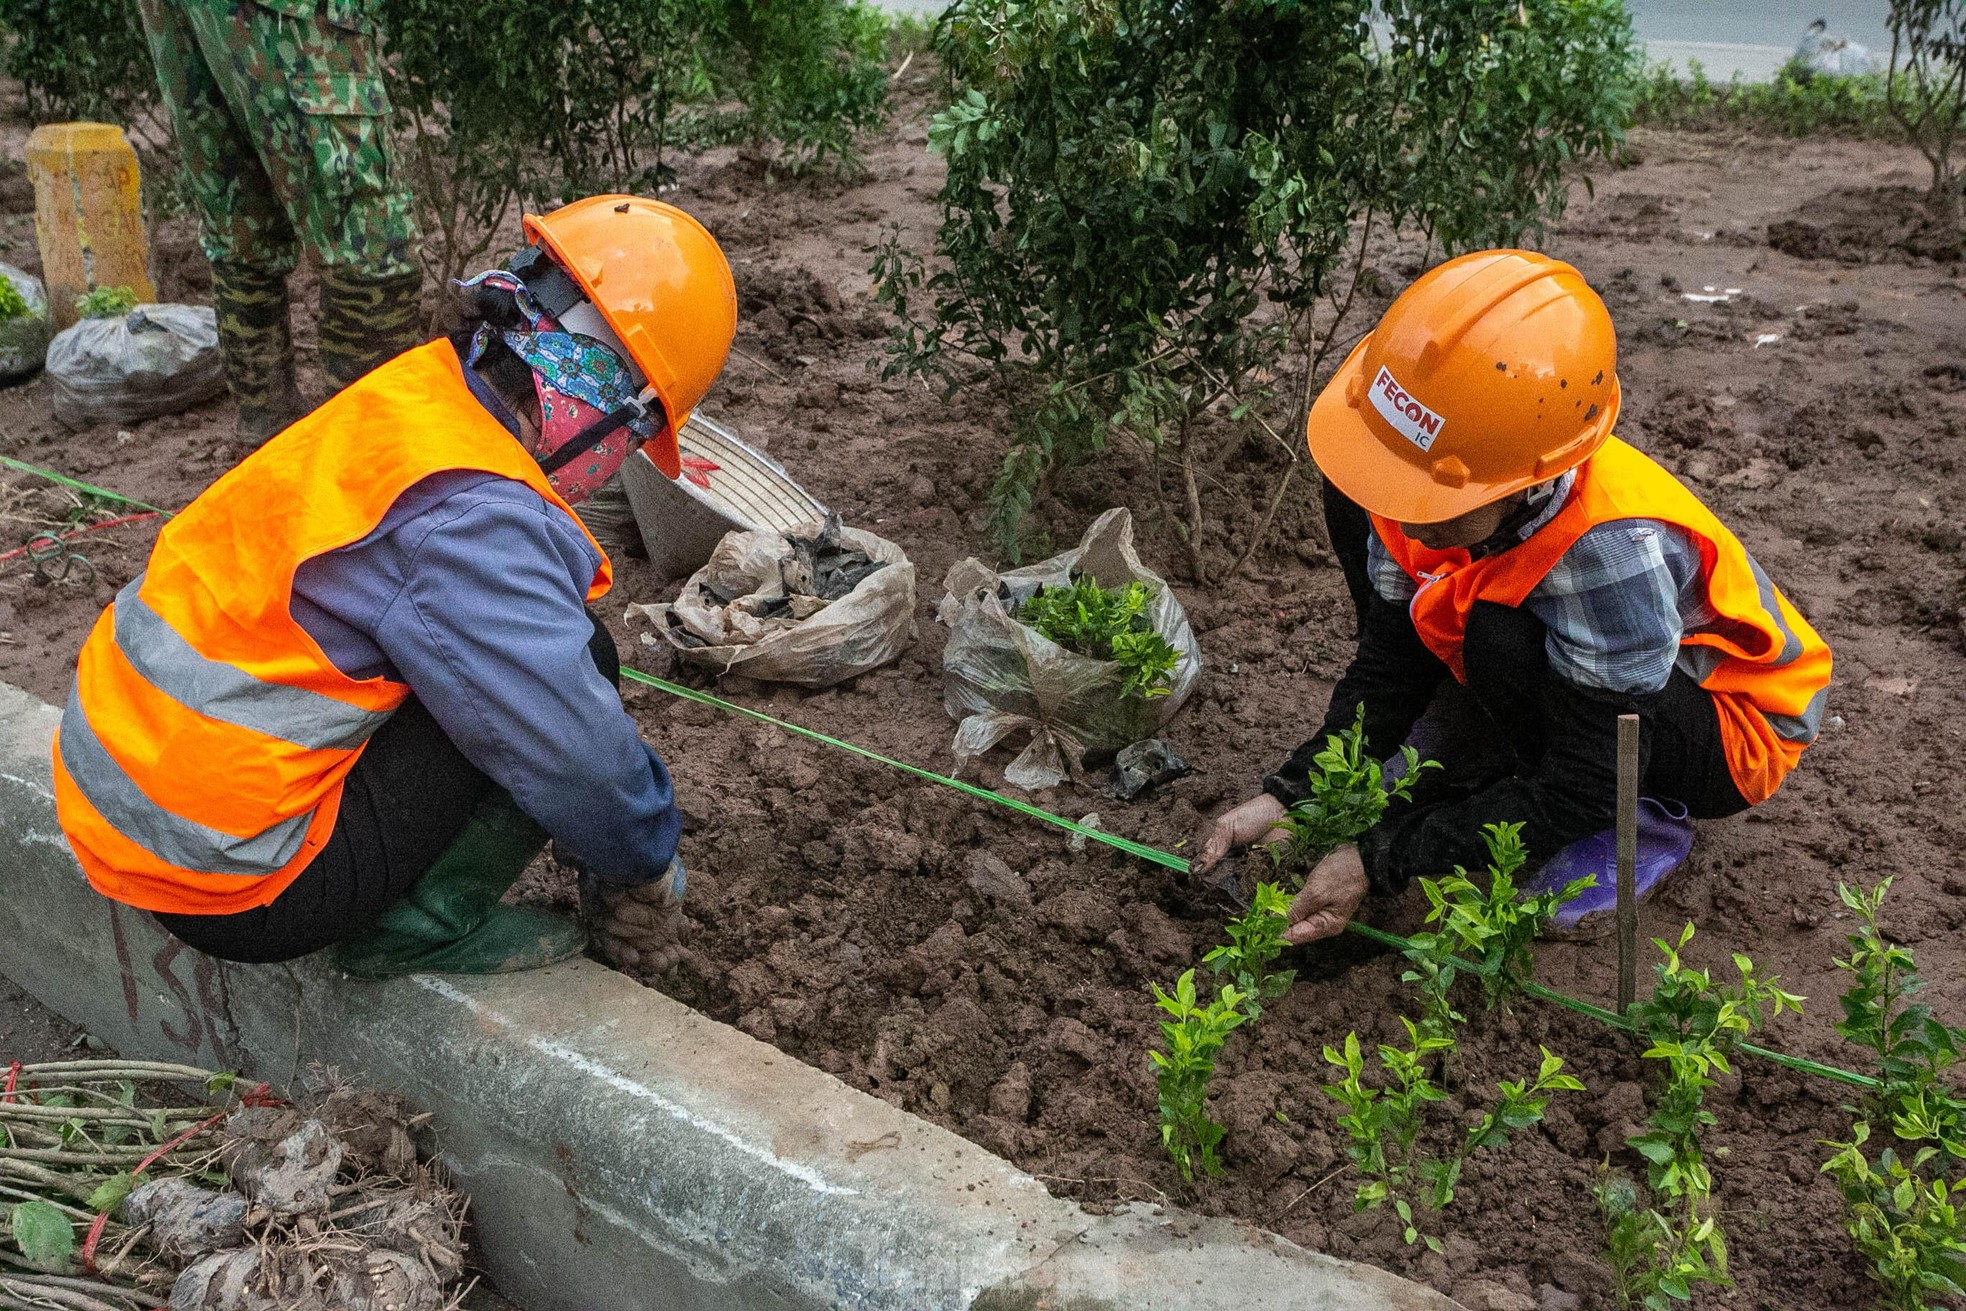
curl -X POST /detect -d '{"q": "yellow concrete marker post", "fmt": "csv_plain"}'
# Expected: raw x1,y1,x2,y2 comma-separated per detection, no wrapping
25,123,157,331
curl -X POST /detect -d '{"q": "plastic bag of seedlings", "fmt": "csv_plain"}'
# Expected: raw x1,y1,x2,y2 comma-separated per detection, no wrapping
46,302,225,428
626,513,916,687
938,506,1201,790
0,261,53,381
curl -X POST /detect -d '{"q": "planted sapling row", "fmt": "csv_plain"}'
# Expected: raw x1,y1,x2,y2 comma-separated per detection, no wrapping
1821,879,1966,1310
1269,707,1437,882
1016,575,1182,700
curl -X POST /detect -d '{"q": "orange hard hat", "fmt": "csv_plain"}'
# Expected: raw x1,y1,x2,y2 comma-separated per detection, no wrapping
522,195,737,480
1306,249,1620,525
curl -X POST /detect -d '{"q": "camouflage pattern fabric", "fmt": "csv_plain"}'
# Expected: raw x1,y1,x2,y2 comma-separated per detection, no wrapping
208,257,304,439
136,0,420,279
318,265,422,386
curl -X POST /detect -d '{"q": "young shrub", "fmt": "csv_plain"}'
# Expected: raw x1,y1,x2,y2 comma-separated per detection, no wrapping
74,286,139,319
1324,1023,1582,1251
1822,879,1966,1309
1604,927,1803,1309
1404,822,1594,1018
1148,969,1247,1183
876,0,1637,570
1269,706,1436,882
1017,576,1183,700
1204,881,1295,1021
1885,0,1966,226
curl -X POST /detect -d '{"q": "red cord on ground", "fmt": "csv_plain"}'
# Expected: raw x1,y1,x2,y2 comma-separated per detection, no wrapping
0,512,161,567
1,1060,19,1104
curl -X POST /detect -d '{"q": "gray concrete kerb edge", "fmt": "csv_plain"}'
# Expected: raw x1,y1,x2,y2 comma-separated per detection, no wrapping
0,678,1458,1311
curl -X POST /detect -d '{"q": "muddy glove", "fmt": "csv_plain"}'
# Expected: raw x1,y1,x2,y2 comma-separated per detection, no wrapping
580,857,686,974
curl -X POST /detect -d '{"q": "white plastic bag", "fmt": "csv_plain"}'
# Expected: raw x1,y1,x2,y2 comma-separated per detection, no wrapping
0,262,53,382
627,518,916,687
937,507,1201,790
47,303,225,428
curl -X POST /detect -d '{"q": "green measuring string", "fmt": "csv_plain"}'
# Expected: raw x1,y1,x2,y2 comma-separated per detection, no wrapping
620,666,1877,1092
0,457,173,517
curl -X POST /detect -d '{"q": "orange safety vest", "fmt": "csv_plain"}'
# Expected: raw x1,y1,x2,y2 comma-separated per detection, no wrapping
1372,437,1831,806
52,340,612,916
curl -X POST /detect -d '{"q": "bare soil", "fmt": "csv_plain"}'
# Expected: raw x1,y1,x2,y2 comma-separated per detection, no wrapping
4,84,1965,1311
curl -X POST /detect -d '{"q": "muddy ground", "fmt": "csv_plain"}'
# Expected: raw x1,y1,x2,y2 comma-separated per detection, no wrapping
3,76,1964,1310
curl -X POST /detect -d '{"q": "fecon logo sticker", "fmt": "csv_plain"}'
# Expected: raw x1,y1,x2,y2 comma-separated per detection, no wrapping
1369,366,1445,452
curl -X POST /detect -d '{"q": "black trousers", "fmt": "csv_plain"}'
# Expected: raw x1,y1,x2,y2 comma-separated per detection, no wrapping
155,616,620,964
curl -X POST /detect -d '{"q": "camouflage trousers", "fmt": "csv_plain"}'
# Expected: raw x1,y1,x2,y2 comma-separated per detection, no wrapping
137,0,423,420
136,0,419,279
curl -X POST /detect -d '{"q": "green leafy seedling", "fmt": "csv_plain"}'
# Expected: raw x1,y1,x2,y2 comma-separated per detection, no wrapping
0,274,30,322
1018,575,1182,700
1149,969,1247,1182
1325,1022,1582,1252
1822,879,1966,1309
1406,822,1594,1017
74,285,138,319
1203,881,1295,1021
1604,928,1802,1309
1271,705,1437,881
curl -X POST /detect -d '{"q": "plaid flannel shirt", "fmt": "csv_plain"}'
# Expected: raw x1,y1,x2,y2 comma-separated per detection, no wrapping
1367,470,1718,695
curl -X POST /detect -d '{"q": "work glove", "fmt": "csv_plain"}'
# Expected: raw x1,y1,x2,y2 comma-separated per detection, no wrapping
581,857,687,974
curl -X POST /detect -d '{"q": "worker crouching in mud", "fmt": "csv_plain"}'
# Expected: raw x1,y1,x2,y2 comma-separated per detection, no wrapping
1194,251,1833,946
52,196,735,978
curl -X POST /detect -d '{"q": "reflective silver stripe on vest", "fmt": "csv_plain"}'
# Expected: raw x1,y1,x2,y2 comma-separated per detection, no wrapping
1766,684,1829,745
113,577,392,751
1743,554,1804,668
59,688,315,877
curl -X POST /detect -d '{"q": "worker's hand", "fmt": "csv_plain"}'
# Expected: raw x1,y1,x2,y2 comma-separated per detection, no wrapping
1192,793,1293,876
593,857,686,974
1282,844,1369,945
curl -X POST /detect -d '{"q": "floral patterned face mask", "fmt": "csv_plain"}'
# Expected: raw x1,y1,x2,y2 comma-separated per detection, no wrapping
455,270,663,504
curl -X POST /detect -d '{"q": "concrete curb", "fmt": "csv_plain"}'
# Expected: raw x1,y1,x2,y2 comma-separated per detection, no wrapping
0,680,1456,1311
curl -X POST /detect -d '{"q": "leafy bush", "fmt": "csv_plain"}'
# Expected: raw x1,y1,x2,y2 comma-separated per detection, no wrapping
74,286,138,319
0,0,156,125
1269,706,1436,879
380,0,893,284
875,0,1637,569
1632,59,1898,136
1017,576,1181,699
1824,879,1966,1309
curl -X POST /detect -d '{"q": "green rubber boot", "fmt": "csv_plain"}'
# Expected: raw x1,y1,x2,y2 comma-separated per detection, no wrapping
318,266,425,389
330,791,586,979
209,260,305,442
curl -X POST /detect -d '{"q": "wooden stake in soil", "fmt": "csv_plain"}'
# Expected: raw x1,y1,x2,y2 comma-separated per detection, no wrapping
1616,713,1640,1015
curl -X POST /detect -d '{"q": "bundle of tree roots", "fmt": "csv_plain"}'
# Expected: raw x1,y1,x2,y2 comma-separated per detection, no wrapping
0,1060,470,1311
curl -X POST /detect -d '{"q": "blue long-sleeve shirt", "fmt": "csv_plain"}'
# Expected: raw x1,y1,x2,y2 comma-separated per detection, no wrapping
287,382,679,885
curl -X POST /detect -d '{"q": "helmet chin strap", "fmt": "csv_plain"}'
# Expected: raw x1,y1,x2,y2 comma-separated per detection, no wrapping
533,382,663,477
